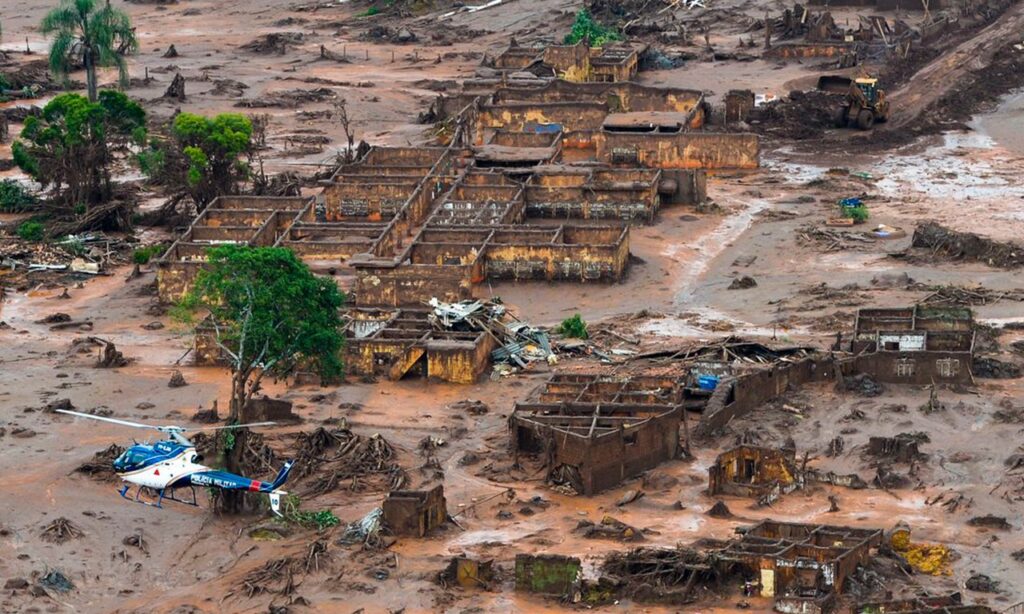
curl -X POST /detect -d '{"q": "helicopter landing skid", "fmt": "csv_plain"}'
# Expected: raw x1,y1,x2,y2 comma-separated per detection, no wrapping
119,484,199,509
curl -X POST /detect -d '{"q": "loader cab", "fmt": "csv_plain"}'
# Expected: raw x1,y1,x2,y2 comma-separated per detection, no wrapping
855,78,879,104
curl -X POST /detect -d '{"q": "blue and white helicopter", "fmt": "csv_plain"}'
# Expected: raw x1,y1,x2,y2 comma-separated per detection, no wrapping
58,409,294,516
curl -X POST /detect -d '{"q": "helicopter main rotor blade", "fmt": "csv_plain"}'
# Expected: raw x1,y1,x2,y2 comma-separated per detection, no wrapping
55,409,163,431
186,422,278,431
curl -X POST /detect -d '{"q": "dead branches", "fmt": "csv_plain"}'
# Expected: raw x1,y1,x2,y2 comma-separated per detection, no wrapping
917,284,1024,307
122,530,149,554
243,558,298,598
40,517,85,543
292,427,407,497
241,539,332,600
796,224,876,251
74,443,126,481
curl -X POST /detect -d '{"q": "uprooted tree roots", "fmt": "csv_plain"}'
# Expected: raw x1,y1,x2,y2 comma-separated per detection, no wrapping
75,443,126,481
291,427,407,497
240,539,331,600
40,517,85,543
599,547,722,604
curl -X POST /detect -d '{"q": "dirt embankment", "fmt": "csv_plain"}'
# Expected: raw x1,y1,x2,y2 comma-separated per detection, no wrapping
884,1,1024,131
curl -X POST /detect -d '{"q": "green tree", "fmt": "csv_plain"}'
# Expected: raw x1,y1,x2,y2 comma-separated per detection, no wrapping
12,91,145,210
141,113,255,210
564,8,620,47
180,246,346,420
42,0,137,102
178,246,345,514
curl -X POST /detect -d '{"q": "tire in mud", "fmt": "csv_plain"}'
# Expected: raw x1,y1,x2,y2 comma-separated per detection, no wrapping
857,109,875,130
833,106,849,128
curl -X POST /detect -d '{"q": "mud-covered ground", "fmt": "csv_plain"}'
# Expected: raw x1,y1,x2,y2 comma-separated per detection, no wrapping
3,0,1024,613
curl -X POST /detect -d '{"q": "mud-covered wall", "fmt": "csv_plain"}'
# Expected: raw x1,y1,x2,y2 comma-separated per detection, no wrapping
211,195,310,211
425,335,495,384
542,43,590,75
598,132,760,170
843,351,973,385
763,44,854,59
484,238,628,282
475,103,607,143
698,357,837,434
354,265,472,307
156,261,205,303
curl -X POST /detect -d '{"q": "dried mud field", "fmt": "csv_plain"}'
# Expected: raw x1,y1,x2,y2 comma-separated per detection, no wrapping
2,0,1024,613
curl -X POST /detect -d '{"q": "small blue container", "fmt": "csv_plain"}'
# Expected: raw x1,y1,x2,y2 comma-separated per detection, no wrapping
697,375,719,391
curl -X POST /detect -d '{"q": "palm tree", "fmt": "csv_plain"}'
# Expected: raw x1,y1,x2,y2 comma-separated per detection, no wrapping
41,0,137,102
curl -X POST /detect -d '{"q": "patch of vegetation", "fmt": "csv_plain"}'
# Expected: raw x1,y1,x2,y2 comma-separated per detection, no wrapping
281,495,341,530
564,8,620,47
558,313,589,339
359,6,381,16
140,113,254,210
843,204,869,223
16,220,45,241
132,243,167,265
0,179,36,212
13,91,146,210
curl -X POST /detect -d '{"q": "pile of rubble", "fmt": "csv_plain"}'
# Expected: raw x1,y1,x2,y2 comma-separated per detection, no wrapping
428,298,553,372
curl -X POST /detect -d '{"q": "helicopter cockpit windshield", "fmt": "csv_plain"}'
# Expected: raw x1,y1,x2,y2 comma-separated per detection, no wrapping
113,446,152,472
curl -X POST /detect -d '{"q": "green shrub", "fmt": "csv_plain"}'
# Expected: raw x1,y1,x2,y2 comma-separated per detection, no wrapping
843,205,869,223
564,9,620,46
0,179,35,212
280,495,340,530
16,220,45,241
133,244,167,265
359,6,380,16
558,313,589,339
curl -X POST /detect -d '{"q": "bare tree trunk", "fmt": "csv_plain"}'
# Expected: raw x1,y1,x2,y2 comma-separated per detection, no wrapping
85,50,98,102
219,368,250,515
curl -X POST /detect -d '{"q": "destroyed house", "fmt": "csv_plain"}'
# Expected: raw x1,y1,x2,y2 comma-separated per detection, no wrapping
455,80,759,171
510,373,683,494
345,298,550,384
489,40,641,83
718,521,883,613
344,308,496,384
708,445,800,501
382,485,447,537
850,306,974,384
156,195,312,301
352,224,630,307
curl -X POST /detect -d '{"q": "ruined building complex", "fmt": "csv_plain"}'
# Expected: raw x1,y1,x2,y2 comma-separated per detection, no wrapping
157,71,762,383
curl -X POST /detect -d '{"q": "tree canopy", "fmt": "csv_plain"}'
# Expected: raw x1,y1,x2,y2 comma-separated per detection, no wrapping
140,112,256,210
12,91,146,209
180,246,346,419
564,9,621,47
42,0,137,101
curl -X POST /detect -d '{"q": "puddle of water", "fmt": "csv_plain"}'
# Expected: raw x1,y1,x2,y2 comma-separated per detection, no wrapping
449,527,532,547
974,88,1024,156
